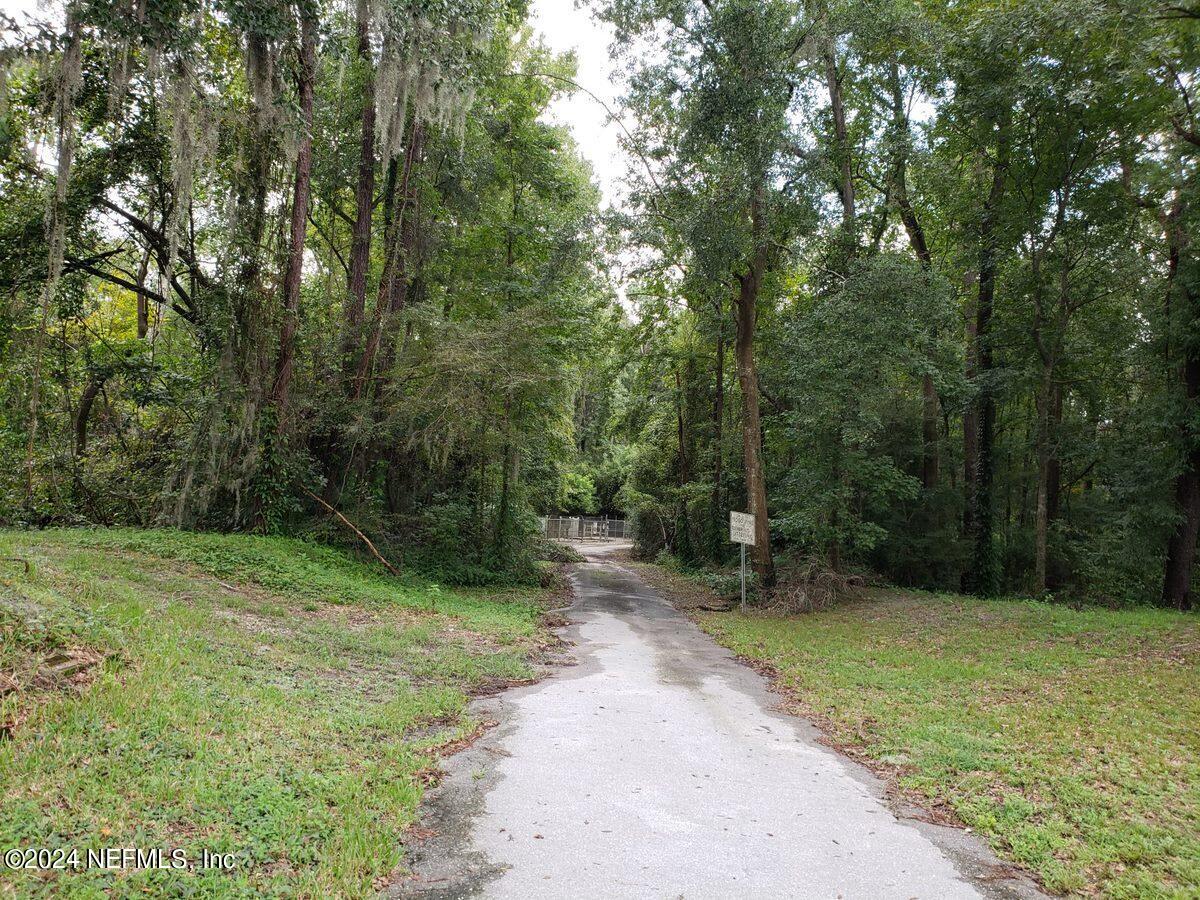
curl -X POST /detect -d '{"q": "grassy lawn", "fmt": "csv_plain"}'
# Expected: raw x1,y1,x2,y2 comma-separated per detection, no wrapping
685,586,1199,898
0,528,555,898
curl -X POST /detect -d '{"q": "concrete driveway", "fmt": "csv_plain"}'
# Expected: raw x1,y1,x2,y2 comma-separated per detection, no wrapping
392,545,1042,899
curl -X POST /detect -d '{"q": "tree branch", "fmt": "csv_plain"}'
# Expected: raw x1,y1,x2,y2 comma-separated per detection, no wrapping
303,488,402,577
64,255,197,324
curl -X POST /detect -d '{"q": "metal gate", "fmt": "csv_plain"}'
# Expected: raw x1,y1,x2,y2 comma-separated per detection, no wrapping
540,516,629,541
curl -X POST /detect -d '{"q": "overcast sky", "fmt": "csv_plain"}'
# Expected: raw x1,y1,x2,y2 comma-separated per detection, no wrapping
527,0,626,210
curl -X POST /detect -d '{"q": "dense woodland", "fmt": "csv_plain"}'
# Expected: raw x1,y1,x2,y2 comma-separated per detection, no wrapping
598,0,1200,609
0,0,1197,607
0,0,619,583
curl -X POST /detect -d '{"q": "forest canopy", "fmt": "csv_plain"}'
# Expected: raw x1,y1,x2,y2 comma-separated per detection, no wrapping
1,0,1198,607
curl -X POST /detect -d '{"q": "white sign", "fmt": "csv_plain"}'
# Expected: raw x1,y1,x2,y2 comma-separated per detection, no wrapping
729,511,756,546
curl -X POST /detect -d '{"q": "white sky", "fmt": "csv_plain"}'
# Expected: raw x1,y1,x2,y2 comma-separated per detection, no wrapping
528,0,627,211
0,0,39,24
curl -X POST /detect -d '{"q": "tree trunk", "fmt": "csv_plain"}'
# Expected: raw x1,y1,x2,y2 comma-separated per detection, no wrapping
824,41,855,243
1162,203,1199,611
888,65,939,491
711,315,725,556
1033,373,1058,593
343,0,376,381
675,368,690,485
376,124,431,393
964,118,1010,596
234,105,273,392
921,375,939,490
25,11,82,503
271,12,316,419
675,365,694,560
1163,435,1200,612
239,42,272,303
493,419,521,559
383,448,414,514
734,238,776,589
135,245,151,338
353,122,423,399
961,277,979,577
1046,389,1062,527
74,375,106,457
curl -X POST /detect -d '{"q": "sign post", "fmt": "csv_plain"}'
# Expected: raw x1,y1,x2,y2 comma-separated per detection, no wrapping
741,542,746,611
729,511,756,612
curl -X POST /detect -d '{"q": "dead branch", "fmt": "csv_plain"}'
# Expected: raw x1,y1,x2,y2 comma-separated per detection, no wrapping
302,488,402,577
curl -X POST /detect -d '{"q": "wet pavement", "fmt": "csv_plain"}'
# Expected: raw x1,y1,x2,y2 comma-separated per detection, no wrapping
391,544,1043,899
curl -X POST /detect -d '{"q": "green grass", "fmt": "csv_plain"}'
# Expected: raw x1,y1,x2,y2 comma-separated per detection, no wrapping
0,528,552,898
694,588,1200,898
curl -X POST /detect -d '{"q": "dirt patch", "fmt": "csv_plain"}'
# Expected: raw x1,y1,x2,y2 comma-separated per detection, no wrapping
0,646,106,695
617,556,735,611
309,658,417,697
0,646,108,740
1127,626,1200,664
469,675,540,697
420,718,498,765
212,606,300,640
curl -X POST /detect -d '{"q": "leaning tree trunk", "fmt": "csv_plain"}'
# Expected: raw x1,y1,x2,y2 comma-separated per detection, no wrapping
271,11,317,420
734,239,776,590
74,374,106,457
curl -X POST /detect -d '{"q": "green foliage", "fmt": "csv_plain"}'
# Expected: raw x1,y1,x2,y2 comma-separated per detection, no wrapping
774,254,955,560
4,0,1200,611
532,536,585,563
557,469,600,515
410,497,542,586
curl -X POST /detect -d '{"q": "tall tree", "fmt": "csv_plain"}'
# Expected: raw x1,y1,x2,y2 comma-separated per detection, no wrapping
271,4,318,421
597,0,819,589
341,0,376,382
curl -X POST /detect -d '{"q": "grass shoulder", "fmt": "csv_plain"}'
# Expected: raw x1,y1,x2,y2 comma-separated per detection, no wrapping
631,554,1200,899
0,527,563,898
